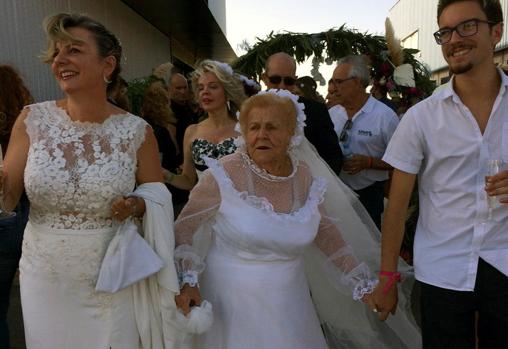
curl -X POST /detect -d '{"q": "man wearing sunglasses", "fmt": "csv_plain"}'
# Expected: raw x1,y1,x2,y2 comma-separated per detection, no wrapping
330,55,399,229
261,52,343,175
373,1,507,347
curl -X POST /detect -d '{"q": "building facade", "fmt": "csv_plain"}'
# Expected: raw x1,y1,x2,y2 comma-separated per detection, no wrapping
389,0,508,84
1,0,235,101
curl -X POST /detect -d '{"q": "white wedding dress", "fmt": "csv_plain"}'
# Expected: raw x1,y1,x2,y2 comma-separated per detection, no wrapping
175,152,377,348
19,101,147,349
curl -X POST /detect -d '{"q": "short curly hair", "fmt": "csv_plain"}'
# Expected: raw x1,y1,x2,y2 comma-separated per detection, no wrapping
190,60,247,116
238,93,296,138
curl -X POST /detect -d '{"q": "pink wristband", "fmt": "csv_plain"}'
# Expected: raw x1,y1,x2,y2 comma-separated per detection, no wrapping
379,271,401,294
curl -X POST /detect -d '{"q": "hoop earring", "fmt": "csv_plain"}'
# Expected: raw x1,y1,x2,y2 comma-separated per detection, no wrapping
103,75,112,84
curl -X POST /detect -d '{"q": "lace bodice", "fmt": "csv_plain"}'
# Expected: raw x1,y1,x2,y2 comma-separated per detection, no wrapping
175,152,376,299
23,101,148,229
191,137,236,171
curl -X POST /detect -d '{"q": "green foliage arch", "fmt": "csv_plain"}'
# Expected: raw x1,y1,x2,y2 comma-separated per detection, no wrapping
231,26,435,102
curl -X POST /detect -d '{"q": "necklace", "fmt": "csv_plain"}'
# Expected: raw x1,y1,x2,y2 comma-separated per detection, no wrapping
239,151,298,182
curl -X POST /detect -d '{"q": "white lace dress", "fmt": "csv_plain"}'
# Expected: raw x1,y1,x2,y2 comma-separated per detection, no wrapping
19,101,147,349
175,152,375,349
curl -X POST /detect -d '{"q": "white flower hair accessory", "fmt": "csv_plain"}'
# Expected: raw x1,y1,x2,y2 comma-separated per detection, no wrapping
213,61,234,76
234,89,307,151
263,89,307,149
238,74,261,90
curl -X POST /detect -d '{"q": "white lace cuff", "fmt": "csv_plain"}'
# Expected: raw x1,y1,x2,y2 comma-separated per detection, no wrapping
181,270,199,287
352,278,378,301
343,263,378,300
175,244,205,288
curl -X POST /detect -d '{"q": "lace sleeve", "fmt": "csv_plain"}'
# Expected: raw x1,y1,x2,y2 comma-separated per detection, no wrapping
314,204,378,300
174,170,220,287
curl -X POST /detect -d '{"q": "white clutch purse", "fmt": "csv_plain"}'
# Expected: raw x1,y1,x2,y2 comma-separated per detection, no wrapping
96,219,164,293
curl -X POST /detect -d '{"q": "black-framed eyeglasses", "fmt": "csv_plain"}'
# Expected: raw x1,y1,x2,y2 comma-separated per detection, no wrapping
339,119,353,143
433,18,497,45
267,75,297,86
331,77,355,86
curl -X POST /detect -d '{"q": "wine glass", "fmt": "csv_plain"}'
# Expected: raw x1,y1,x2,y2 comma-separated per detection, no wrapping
0,145,15,218
485,159,502,220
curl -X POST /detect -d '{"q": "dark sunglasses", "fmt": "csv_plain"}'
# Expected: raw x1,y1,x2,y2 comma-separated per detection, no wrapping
433,18,497,45
267,75,297,86
339,119,353,143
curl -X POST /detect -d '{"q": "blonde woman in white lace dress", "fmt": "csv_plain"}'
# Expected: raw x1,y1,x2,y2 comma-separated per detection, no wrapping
1,14,166,348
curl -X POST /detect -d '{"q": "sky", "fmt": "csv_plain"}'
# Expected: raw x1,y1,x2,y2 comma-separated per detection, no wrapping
225,0,397,95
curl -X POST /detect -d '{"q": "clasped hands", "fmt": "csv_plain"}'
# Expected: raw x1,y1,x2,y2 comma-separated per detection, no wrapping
362,276,398,321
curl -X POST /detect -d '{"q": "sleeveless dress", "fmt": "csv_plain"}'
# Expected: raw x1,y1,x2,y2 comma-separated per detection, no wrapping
19,101,147,349
190,137,236,176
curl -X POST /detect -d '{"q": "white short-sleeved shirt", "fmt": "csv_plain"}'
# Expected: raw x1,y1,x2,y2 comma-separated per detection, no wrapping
383,69,508,291
331,96,399,190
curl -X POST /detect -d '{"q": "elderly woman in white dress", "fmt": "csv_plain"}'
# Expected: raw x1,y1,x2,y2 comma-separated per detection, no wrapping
172,90,422,348
1,13,178,348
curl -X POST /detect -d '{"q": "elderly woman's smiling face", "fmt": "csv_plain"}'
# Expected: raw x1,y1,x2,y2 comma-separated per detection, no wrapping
244,105,294,171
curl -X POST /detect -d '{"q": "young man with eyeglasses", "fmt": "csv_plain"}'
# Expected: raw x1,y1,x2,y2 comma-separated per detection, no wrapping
372,1,507,347
330,55,399,229
261,52,343,175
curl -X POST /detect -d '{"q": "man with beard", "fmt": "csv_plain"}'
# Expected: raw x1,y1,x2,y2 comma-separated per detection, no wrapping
371,1,507,347
261,52,343,175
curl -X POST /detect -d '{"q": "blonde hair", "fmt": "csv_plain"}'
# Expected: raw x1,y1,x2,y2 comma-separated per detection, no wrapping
238,93,297,136
190,60,247,115
41,13,122,92
141,81,177,127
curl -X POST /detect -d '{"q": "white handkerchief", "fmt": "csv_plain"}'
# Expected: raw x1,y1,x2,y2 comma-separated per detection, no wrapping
96,219,164,293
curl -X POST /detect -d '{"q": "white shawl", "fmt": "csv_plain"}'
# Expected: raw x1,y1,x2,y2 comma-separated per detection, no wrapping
130,182,184,349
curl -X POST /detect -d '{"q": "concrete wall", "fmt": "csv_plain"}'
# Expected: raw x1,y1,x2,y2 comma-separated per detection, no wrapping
0,0,171,102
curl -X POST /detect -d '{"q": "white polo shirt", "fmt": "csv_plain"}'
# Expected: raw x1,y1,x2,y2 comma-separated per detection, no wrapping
383,68,508,291
331,96,399,190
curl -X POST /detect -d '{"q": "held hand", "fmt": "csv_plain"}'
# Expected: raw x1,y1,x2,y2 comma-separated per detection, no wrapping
343,155,370,175
175,284,202,315
485,170,508,204
371,277,398,321
110,196,143,221
162,168,175,183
